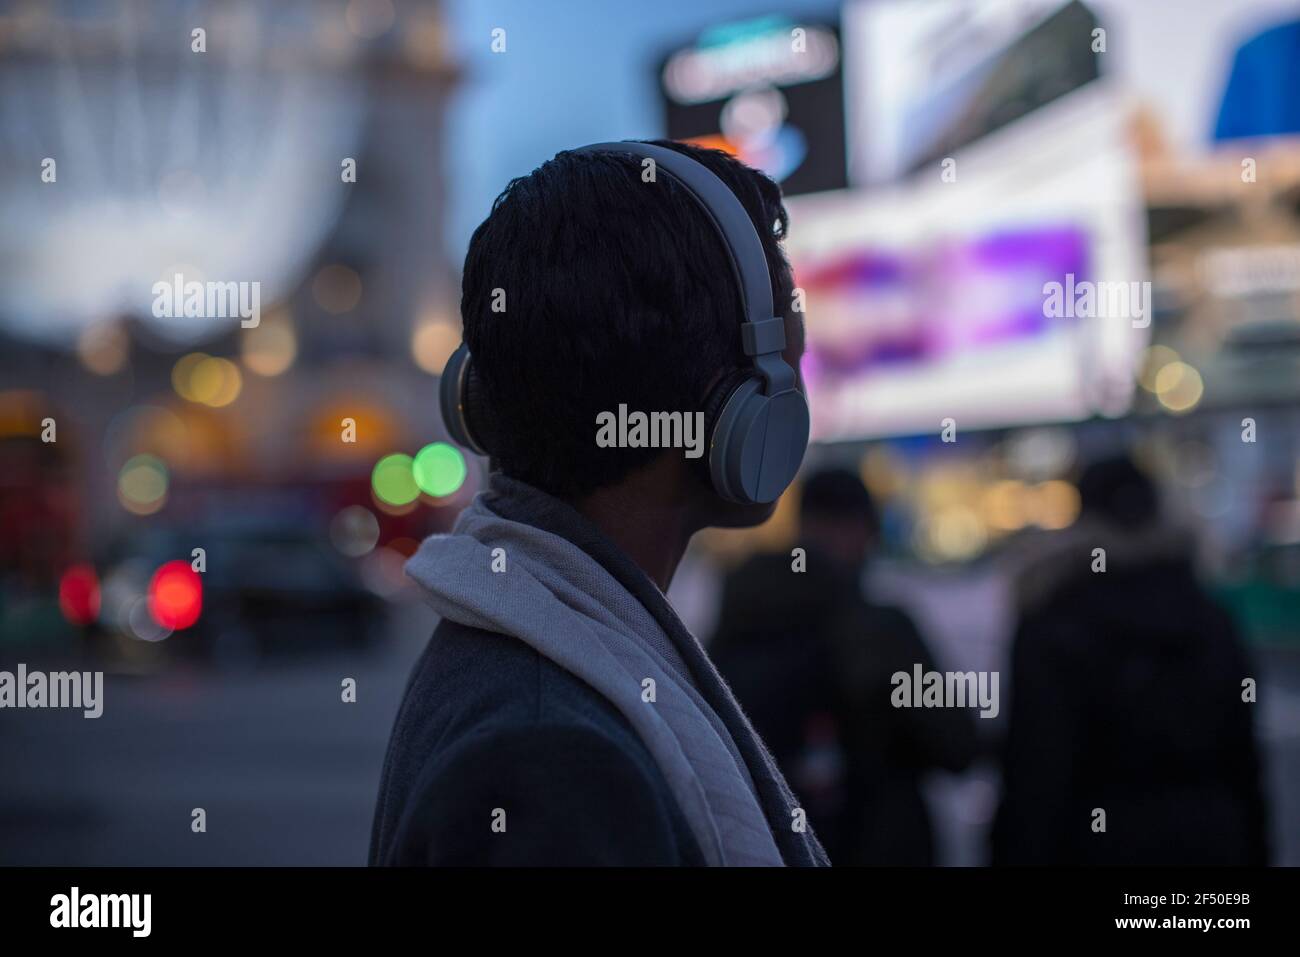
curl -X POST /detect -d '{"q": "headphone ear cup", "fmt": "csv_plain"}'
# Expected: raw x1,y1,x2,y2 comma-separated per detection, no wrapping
439,344,491,456
709,379,810,505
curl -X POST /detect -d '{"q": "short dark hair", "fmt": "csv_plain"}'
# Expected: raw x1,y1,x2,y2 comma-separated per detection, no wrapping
460,140,793,499
799,466,878,531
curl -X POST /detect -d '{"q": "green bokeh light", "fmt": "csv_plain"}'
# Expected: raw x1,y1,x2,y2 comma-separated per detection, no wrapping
371,453,419,506
118,453,169,505
413,442,467,498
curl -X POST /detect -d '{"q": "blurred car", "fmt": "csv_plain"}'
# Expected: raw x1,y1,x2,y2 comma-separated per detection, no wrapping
95,519,387,663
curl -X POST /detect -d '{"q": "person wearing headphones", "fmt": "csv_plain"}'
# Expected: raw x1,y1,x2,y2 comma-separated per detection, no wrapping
369,141,827,866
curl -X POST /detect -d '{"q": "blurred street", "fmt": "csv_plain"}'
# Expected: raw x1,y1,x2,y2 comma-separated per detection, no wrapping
3,583,1298,866
0,604,434,866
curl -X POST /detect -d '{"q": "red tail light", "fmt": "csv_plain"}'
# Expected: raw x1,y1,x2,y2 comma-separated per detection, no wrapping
148,560,202,631
58,564,101,626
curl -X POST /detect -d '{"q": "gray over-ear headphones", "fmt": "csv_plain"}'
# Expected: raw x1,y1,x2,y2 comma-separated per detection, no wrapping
439,140,810,505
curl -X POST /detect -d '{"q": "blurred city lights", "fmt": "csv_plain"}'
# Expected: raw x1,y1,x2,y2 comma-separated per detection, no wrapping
411,320,459,374
307,402,407,463
1138,344,1182,392
413,441,466,497
117,454,169,515
241,312,298,376
371,453,419,506
172,353,243,407
129,596,173,642
859,445,907,499
329,505,381,557
1031,480,1081,530
170,352,205,400
58,564,101,626
0,389,48,438
982,479,1029,532
147,561,202,631
917,505,987,563
1155,361,1204,413
76,321,129,375
312,264,363,314
102,403,238,479
1004,428,1077,479
194,356,243,407
99,560,150,633
111,403,186,461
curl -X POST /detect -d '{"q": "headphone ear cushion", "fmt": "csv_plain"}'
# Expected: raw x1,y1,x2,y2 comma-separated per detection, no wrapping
702,368,752,440
439,344,491,456
697,369,752,485
461,364,495,455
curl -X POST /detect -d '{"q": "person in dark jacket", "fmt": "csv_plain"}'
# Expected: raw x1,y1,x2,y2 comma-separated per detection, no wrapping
370,141,829,866
711,468,977,865
993,455,1269,866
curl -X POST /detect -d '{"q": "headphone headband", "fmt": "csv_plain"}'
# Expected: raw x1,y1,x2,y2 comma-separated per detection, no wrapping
576,142,773,327
575,142,792,393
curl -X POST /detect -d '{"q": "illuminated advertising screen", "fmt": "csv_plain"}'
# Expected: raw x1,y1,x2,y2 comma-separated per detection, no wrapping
786,92,1150,441
659,15,848,197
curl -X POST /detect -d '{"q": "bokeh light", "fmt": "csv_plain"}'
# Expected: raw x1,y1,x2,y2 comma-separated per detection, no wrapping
413,441,466,497
1138,344,1181,392
129,597,173,642
172,353,243,407
58,564,101,626
193,356,243,407
76,321,129,375
1031,480,1081,530
916,504,987,563
117,454,169,514
982,479,1029,532
241,312,298,376
312,263,363,314
0,389,49,438
148,560,202,631
171,352,206,400
330,505,381,557
411,320,459,374
371,453,419,506
100,559,150,638
1155,361,1204,413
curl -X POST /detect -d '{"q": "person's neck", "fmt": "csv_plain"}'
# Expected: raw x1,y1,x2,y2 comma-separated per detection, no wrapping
571,467,698,592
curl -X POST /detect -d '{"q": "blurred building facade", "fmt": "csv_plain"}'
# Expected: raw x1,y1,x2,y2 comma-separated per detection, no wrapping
0,2,465,618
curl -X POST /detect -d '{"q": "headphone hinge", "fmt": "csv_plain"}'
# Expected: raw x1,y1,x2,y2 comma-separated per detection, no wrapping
741,316,786,357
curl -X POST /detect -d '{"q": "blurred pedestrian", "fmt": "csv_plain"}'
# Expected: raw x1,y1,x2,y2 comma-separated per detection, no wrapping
993,455,1269,865
711,467,978,865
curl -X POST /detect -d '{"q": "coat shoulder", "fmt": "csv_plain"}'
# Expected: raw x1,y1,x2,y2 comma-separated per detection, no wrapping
371,618,703,865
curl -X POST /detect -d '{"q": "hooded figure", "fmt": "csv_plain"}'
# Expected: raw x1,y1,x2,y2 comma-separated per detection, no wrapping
993,456,1269,866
